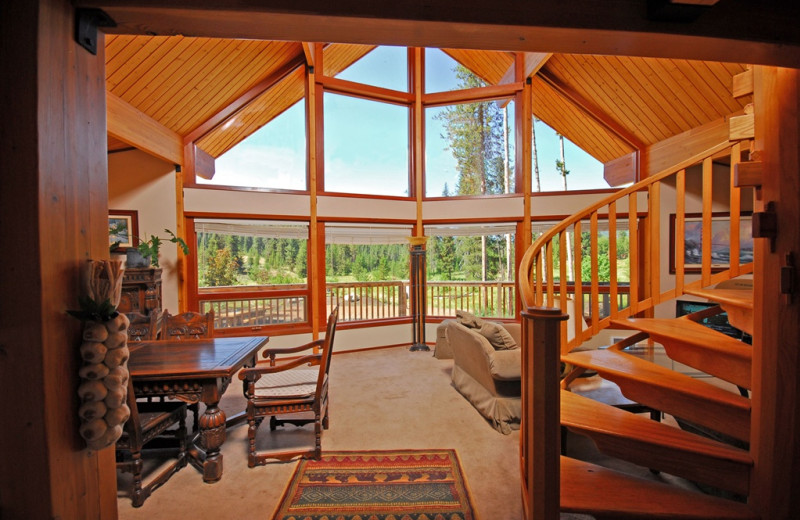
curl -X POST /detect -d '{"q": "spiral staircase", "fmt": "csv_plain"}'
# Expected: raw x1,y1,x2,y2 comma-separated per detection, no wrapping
517,139,763,519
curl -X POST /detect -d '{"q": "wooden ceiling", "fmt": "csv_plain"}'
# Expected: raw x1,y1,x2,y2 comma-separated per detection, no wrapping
105,34,750,168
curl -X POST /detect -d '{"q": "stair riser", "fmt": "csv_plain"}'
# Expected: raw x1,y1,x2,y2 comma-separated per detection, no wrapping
566,428,751,495
610,380,751,443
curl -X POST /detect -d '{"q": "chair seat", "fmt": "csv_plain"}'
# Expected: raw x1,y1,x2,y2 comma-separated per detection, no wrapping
254,368,320,399
116,401,187,451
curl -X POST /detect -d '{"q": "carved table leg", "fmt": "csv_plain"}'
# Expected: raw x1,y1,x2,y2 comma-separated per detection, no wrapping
196,401,226,482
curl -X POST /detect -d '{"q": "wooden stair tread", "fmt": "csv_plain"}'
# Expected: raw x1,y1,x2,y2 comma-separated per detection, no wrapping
563,349,751,442
611,317,751,388
683,288,753,310
561,456,758,519
682,288,754,336
562,390,752,494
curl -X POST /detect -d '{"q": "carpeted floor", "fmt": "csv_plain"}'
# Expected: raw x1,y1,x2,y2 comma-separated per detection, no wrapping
117,345,690,519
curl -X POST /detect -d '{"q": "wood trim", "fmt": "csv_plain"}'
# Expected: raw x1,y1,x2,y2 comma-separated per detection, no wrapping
194,146,215,180
423,192,523,201
423,82,522,107
319,75,414,105
423,216,524,226
318,191,413,201
183,51,307,144
302,42,317,66
184,211,311,221
182,182,310,195
107,91,183,165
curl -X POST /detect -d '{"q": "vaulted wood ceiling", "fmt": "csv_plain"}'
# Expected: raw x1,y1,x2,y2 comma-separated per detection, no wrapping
106,34,750,169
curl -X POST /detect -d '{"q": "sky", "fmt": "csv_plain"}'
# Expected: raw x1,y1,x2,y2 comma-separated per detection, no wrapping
204,46,607,194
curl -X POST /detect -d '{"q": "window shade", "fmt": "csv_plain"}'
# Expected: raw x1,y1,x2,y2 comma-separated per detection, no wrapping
426,223,517,237
325,223,413,245
194,219,308,239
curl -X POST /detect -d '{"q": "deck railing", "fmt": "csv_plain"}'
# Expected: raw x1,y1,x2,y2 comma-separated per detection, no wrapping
517,141,754,519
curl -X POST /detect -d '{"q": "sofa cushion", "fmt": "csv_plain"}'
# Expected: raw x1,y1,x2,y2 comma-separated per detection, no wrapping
456,309,485,329
489,349,522,380
478,321,517,350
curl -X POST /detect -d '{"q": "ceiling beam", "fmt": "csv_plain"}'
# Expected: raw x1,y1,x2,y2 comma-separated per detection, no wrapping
498,52,552,85
183,51,307,144
81,1,800,68
302,42,317,67
107,91,183,165
538,69,647,151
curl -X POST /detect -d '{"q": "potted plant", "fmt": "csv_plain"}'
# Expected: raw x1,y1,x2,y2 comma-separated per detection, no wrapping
114,228,190,268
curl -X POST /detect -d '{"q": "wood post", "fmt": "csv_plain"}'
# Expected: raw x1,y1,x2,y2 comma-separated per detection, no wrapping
520,306,567,520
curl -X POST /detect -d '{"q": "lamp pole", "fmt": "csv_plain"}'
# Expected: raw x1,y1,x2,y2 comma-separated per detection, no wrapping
407,236,429,351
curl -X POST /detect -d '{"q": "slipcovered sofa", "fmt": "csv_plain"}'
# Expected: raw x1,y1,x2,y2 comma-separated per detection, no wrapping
444,316,522,434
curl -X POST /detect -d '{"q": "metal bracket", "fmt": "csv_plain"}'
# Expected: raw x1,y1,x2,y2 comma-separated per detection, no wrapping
752,201,778,253
75,8,116,55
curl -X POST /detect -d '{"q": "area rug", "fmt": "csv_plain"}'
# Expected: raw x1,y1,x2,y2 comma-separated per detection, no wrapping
271,449,478,520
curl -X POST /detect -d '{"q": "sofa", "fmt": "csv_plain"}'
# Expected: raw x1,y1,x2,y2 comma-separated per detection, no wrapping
444,315,522,434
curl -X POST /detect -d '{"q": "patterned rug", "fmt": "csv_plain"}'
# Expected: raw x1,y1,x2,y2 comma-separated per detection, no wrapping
271,449,478,520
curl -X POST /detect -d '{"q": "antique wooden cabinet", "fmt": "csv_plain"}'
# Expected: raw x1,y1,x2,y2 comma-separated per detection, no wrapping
120,267,162,316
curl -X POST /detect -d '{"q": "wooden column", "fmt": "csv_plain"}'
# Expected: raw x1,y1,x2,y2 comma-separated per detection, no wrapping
0,0,116,518
749,65,800,519
308,47,324,337
516,54,533,318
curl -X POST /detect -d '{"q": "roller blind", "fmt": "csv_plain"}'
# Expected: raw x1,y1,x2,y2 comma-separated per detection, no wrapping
425,222,516,237
194,219,308,239
325,223,413,245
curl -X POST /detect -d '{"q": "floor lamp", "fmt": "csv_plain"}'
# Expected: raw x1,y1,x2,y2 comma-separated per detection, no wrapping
407,236,429,352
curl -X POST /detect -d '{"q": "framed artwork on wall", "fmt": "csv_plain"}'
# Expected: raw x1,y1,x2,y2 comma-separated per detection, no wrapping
108,209,139,251
668,212,753,274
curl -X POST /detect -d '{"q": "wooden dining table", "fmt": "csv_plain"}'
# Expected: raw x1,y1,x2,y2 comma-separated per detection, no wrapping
127,335,270,483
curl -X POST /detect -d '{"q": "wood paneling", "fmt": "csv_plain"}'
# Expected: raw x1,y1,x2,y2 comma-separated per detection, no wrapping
443,48,513,86
1,0,115,518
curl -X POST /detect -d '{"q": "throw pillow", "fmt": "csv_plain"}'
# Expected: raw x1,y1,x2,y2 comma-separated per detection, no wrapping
456,309,485,329
479,321,518,350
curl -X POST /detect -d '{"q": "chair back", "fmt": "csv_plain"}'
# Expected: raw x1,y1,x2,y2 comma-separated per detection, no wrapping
162,310,214,340
126,311,159,341
317,307,339,391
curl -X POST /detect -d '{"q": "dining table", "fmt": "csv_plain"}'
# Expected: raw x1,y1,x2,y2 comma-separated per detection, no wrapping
127,335,270,483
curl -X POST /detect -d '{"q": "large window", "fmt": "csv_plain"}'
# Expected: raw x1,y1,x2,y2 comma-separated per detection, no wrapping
426,100,516,197
197,102,307,191
194,219,309,330
323,93,410,196
426,223,517,318
324,223,411,322
531,119,608,192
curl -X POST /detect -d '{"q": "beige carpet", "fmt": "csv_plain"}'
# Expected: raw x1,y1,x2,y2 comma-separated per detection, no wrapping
117,345,690,519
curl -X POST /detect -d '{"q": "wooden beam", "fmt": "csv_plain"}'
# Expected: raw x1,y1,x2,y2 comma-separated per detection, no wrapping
538,69,647,151
183,51,307,143
107,91,183,165
498,52,552,85
604,151,637,186
732,68,754,98
81,1,800,68
302,42,317,67
194,146,215,180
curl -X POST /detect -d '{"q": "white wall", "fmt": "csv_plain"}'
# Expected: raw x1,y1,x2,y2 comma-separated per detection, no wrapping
108,149,181,313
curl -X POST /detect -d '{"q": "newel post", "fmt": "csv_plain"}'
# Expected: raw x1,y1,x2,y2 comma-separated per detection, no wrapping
520,306,567,520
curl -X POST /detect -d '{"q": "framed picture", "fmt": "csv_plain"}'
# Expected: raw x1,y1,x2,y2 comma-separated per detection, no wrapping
108,209,139,250
669,212,753,273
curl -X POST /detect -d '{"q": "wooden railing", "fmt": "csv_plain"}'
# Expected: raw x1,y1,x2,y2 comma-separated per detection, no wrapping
517,141,754,519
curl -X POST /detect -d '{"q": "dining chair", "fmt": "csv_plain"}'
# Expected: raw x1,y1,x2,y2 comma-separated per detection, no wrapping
126,311,160,342
116,378,188,507
161,310,214,340
238,307,338,467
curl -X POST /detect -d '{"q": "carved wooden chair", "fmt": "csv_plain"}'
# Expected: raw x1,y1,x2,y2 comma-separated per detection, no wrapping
116,378,188,507
160,310,215,429
161,310,214,340
238,306,338,467
125,311,159,342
